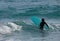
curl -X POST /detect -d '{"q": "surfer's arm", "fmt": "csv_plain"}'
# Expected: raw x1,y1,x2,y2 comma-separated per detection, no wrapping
45,22,49,28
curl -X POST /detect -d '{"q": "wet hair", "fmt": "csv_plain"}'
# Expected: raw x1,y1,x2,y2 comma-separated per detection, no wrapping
42,18,45,22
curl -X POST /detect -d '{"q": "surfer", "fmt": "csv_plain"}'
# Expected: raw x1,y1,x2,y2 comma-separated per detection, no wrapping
40,18,49,30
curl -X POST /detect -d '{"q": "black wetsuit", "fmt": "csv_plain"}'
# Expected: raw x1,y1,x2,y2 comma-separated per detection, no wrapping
40,22,46,30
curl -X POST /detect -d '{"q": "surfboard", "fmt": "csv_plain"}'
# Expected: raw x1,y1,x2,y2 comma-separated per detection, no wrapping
31,16,49,30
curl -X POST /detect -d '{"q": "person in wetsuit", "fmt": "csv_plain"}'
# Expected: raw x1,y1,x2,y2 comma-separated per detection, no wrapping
40,18,49,30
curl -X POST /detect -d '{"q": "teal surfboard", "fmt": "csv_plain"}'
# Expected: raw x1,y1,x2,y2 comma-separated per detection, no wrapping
31,16,49,30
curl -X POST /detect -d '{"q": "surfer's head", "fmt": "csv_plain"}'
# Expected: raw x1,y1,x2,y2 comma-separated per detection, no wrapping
42,18,45,22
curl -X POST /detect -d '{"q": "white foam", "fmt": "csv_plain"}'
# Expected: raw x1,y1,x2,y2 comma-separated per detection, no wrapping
0,25,12,34
0,22,22,34
7,22,22,31
23,20,33,25
48,24,55,30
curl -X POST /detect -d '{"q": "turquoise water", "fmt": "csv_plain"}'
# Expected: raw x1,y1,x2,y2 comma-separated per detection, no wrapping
0,0,60,41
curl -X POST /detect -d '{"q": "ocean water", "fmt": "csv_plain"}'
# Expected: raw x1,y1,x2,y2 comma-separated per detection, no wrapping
0,0,60,41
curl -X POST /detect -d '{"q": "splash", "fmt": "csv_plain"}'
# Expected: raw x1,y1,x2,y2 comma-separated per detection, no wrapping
0,22,22,34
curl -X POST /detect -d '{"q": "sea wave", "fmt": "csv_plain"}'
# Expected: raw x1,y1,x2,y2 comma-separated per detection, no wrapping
0,22,22,34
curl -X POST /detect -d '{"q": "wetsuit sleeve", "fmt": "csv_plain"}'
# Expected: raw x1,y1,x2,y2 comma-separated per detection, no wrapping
45,22,49,28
